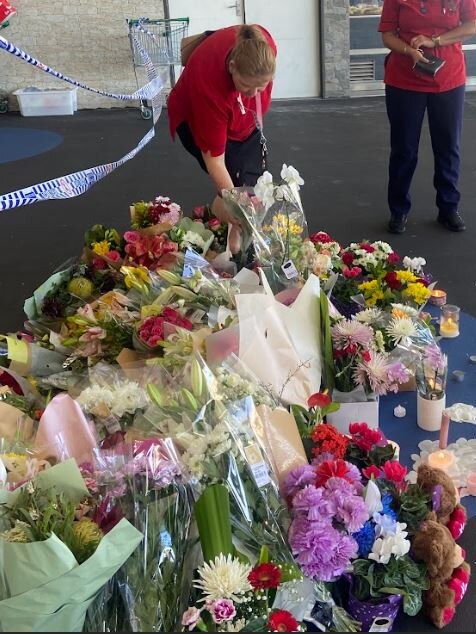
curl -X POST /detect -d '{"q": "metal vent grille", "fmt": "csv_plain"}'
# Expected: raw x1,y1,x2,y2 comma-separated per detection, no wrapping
350,60,375,82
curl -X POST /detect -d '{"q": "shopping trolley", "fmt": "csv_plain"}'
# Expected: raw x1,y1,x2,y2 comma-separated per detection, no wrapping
126,17,189,120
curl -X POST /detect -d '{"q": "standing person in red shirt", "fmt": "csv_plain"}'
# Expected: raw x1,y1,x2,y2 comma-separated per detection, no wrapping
379,0,476,234
167,24,276,248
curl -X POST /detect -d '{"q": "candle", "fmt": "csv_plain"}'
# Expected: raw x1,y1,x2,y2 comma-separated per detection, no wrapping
429,289,447,306
428,449,455,472
440,305,460,338
439,412,450,449
467,472,476,496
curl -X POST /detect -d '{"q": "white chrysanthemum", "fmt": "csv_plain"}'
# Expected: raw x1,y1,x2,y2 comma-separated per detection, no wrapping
386,316,418,345
222,618,247,632
182,231,206,249
331,319,374,349
391,303,420,318
372,240,393,254
194,554,252,602
354,252,378,269
76,385,114,412
354,308,383,325
112,381,149,417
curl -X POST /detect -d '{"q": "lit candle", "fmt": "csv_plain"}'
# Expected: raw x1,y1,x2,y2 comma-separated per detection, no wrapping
440,305,460,338
439,412,450,449
467,472,476,496
429,289,447,306
428,449,455,472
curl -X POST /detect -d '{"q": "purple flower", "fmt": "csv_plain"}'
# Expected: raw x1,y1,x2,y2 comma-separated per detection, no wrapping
288,517,357,581
182,607,201,631
210,599,236,624
423,342,447,373
333,495,368,533
387,361,410,386
283,465,317,499
292,485,333,521
311,451,335,466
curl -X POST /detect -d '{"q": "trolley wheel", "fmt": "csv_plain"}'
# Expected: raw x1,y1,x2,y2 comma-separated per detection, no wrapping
0,101,8,114
140,106,152,120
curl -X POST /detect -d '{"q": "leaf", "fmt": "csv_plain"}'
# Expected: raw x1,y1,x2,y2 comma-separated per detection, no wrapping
279,562,303,583
242,616,267,631
194,484,234,563
319,291,335,391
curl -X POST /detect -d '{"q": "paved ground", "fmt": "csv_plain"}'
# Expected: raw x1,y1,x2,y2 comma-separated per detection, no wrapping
1,94,476,331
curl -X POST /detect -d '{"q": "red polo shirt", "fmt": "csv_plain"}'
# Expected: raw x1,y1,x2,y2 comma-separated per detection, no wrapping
379,0,476,92
167,26,276,156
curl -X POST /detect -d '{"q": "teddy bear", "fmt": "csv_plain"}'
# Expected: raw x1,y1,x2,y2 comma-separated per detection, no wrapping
411,513,470,629
417,463,467,539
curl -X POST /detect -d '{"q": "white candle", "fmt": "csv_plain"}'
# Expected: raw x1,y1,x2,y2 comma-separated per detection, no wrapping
428,449,455,473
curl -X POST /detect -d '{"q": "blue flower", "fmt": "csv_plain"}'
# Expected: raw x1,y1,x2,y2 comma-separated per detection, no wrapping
381,493,397,520
353,520,375,557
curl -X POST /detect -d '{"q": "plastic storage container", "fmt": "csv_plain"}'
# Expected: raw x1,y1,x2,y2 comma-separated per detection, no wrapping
13,87,78,116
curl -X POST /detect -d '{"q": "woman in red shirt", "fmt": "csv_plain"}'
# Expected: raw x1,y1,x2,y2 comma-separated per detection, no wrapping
168,24,277,235
379,0,476,233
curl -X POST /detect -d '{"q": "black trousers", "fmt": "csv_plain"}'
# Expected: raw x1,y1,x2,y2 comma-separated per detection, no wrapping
176,121,266,187
385,84,465,218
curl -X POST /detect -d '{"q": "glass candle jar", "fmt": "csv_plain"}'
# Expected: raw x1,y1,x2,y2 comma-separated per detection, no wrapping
440,304,460,338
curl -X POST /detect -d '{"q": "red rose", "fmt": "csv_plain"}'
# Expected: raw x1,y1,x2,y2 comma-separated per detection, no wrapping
362,465,381,480
248,562,282,590
268,610,300,633
384,271,402,290
343,266,362,279
341,251,354,266
308,392,332,409
342,344,358,355
381,460,408,484
92,256,107,270
106,250,121,262
193,205,206,219
360,242,375,253
207,218,222,230
387,252,400,264
309,231,332,244
362,350,371,362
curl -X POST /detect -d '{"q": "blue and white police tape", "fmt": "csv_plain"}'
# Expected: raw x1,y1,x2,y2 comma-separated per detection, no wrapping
0,31,163,211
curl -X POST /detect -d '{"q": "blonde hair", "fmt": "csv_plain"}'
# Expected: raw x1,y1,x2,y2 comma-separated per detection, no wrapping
229,24,276,78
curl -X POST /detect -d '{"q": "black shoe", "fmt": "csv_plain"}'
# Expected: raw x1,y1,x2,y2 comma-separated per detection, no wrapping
437,212,466,232
387,214,408,234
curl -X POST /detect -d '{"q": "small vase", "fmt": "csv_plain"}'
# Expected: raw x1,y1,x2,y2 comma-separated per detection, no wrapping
417,392,446,432
347,585,402,632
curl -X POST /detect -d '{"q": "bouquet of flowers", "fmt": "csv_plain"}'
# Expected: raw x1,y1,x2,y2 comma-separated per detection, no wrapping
130,195,182,234
300,230,342,282
83,223,125,270
0,459,142,632
168,217,215,256
329,317,410,401
192,205,228,256
331,241,431,315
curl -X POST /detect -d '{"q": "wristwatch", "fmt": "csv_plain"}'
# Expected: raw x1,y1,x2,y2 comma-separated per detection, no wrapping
432,34,442,47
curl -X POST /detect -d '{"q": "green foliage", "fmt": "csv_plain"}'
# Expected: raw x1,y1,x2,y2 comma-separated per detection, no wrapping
396,485,431,534
319,291,335,391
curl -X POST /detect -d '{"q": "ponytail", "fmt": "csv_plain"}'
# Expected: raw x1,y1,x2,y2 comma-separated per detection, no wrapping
229,24,276,78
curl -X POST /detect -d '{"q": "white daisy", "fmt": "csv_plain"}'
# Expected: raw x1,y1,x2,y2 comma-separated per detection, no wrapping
194,554,252,602
386,316,418,345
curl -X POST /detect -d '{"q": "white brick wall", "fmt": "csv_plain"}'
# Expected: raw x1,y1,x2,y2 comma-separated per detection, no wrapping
1,0,169,110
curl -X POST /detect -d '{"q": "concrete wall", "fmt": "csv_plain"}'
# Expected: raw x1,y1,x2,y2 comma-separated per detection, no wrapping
2,0,165,110
321,0,350,98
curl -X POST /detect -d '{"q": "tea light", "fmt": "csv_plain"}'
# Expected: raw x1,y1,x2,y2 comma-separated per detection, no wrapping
466,472,476,496
428,449,455,472
452,370,465,382
429,289,447,306
439,304,460,338
393,404,406,418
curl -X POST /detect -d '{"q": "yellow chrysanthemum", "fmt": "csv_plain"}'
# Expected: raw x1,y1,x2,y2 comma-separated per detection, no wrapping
358,279,380,293
396,270,417,283
92,240,111,256
264,213,303,237
402,283,431,305
365,290,385,306
72,518,103,563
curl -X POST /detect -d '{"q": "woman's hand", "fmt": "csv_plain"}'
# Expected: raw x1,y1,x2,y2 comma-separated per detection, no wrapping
408,46,429,66
410,34,436,49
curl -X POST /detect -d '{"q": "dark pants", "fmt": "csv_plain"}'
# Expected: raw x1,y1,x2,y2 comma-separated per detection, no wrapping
176,121,266,187
385,84,465,218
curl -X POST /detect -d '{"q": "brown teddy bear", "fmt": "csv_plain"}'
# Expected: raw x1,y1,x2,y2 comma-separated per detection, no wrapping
411,513,470,629
417,464,467,539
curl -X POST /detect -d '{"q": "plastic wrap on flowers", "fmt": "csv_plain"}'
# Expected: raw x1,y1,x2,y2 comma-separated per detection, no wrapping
111,438,194,632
